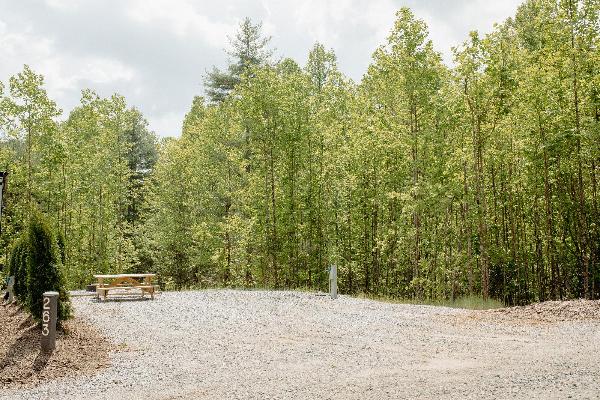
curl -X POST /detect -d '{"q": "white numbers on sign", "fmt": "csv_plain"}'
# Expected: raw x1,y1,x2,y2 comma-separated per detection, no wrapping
42,312,50,335
42,297,51,336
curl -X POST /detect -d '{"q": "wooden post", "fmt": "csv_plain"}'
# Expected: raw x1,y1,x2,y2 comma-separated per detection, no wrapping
41,291,58,352
329,265,338,299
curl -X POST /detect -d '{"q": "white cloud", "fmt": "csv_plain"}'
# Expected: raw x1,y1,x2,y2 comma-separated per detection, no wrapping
44,0,82,10
0,18,138,116
80,58,136,85
41,56,136,101
125,0,234,47
291,0,397,47
0,23,54,64
148,110,185,137
414,0,522,63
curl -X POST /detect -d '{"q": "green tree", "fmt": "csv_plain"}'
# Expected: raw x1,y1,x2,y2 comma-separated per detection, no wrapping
360,7,447,297
25,209,71,321
205,18,273,103
7,65,61,207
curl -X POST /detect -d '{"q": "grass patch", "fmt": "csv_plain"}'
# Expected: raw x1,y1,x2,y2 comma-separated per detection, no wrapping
155,286,504,310
356,293,504,310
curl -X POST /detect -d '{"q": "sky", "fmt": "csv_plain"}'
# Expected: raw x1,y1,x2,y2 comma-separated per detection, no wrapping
0,0,523,137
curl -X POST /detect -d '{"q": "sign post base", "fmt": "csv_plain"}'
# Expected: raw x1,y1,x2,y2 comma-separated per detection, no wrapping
41,291,59,352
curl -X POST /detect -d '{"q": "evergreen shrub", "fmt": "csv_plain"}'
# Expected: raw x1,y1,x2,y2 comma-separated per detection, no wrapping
8,236,28,302
25,209,71,321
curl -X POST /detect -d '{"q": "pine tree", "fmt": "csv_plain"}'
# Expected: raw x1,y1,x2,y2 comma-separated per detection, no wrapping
204,18,273,103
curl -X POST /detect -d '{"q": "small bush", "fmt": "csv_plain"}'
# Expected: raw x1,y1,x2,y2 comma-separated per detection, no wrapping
8,236,28,302
25,210,71,321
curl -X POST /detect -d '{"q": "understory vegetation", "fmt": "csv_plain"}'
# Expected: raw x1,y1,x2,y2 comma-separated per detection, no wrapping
0,0,598,306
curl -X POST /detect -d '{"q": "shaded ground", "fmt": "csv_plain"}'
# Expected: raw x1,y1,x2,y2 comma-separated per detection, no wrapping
2,291,600,400
0,302,110,389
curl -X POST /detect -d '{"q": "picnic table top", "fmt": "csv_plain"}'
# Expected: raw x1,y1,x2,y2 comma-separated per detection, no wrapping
93,273,156,279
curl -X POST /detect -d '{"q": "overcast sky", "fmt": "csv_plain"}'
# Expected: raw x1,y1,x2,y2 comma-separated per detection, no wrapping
0,0,522,137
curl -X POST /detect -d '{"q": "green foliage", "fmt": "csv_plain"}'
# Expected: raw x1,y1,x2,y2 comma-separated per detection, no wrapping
204,18,273,103
357,293,504,310
8,236,28,301
56,228,66,265
146,1,599,304
0,78,158,288
25,209,71,321
1,1,599,306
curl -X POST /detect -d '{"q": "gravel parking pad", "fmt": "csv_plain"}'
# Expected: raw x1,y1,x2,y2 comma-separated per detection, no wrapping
3,290,599,400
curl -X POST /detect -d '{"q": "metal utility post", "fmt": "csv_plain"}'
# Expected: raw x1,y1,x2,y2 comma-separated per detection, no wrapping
329,265,338,299
41,291,59,352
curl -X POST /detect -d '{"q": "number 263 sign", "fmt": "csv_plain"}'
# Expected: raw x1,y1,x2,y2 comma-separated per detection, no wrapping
42,297,51,336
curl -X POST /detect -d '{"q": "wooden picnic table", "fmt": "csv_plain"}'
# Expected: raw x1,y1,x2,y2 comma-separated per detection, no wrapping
94,273,157,300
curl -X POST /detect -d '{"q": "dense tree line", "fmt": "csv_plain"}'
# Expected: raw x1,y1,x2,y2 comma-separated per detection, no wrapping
1,0,598,305
0,68,157,289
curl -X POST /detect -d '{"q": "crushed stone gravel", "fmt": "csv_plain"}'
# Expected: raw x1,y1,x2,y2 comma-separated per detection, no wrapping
2,290,599,400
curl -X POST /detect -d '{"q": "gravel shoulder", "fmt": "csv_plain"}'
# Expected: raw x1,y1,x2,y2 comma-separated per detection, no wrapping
3,290,599,400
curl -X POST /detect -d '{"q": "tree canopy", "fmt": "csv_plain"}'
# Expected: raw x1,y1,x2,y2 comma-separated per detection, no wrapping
1,1,598,304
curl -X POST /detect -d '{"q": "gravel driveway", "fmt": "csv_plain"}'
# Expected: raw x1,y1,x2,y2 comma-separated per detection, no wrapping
3,290,599,400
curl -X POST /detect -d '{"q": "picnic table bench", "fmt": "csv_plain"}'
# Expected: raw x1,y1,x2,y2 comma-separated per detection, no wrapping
94,273,157,300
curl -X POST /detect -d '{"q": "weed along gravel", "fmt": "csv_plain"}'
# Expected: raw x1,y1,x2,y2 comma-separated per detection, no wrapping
2,290,600,400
